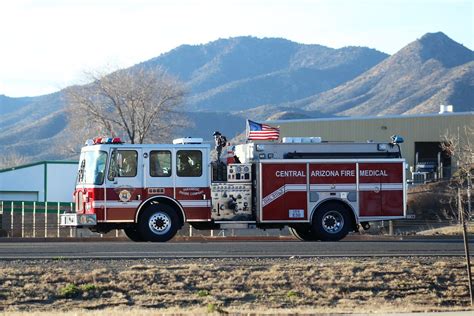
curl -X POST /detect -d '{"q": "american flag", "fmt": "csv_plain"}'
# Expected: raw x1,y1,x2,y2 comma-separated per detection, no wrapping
247,120,280,140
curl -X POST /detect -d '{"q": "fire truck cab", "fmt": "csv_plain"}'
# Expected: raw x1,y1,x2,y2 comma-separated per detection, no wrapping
61,136,407,242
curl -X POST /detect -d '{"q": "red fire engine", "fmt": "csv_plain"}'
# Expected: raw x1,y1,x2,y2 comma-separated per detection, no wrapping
61,135,406,242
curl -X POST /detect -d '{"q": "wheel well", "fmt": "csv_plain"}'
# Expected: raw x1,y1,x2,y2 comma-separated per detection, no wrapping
311,199,357,230
135,196,185,227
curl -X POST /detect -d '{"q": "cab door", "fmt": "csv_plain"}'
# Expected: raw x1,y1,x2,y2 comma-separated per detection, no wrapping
104,148,143,222
174,148,211,220
145,149,174,197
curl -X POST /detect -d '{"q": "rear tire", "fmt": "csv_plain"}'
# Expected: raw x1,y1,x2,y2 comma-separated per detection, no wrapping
123,226,144,242
191,222,219,230
138,204,179,242
289,226,319,241
312,202,352,241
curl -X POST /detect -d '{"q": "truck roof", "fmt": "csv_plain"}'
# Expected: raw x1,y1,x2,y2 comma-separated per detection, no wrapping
82,142,212,151
235,141,402,163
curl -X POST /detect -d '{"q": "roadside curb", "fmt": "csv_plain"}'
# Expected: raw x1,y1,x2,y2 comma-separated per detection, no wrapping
0,234,471,242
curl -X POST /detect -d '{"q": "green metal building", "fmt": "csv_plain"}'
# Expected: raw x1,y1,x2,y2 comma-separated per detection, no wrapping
0,161,78,202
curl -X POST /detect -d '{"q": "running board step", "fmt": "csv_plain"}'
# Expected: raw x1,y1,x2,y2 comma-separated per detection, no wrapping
217,223,257,229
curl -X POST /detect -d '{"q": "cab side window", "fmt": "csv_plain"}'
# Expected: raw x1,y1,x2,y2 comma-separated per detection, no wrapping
150,150,172,177
108,150,138,179
177,150,202,177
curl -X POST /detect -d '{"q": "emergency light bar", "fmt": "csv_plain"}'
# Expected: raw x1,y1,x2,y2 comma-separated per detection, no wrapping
172,137,203,144
85,137,123,145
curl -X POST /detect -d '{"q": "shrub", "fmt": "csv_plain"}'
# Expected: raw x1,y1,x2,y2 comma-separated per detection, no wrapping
287,290,298,298
207,303,217,313
58,284,81,298
197,289,209,297
80,284,96,292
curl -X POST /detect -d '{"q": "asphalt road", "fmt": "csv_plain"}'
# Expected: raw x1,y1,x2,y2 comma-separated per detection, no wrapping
0,237,472,259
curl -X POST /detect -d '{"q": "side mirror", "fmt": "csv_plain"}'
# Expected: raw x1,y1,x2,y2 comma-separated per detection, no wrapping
109,170,117,179
108,149,119,181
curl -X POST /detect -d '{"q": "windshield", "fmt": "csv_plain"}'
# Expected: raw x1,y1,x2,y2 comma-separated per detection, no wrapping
77,150,108,185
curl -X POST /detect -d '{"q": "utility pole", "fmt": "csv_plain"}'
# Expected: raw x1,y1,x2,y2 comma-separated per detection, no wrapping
459,186,473,306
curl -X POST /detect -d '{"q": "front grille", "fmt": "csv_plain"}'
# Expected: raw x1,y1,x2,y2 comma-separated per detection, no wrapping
413,172,427,184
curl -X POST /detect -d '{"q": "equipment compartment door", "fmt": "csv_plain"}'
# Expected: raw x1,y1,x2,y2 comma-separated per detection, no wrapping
358,162,383,216
359,161,405,217
260,162,307,222
380,162,404,216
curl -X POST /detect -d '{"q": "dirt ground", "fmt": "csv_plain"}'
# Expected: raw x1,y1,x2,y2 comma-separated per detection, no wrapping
0,257,473,314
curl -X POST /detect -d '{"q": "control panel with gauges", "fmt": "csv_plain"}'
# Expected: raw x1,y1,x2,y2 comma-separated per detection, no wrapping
211,183,253,221
227,163,252,182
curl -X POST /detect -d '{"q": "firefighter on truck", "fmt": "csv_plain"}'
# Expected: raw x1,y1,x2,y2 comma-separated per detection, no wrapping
61,128,407,242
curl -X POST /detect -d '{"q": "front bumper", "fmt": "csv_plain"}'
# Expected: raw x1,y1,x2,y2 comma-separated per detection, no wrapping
60,213,97,227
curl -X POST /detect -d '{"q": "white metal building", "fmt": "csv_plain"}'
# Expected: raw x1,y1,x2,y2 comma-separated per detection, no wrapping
0,161,78,202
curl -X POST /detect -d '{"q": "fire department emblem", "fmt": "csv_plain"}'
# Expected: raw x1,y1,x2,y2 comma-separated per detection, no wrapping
114,185,135,203
119,189,132,202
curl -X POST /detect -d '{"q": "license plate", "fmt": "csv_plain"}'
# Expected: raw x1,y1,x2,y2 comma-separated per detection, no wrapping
289,209,305,218
60,214,97,226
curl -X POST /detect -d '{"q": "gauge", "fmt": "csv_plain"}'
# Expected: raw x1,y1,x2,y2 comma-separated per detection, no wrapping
243,166,249,173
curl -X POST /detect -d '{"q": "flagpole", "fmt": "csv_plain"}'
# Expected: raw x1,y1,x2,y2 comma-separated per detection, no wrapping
246,120,250,143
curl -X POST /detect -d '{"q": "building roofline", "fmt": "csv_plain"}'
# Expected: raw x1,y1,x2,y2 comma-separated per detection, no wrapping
266,111,474,125
0,160,78,173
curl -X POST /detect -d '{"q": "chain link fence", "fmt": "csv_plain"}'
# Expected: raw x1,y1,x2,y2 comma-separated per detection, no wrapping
1,201,76,237
0,193,471,239
0,201,288,238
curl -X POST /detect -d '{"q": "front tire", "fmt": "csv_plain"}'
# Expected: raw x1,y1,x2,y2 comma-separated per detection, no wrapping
123,226,144,242
138,204,179,242
312,202,352,241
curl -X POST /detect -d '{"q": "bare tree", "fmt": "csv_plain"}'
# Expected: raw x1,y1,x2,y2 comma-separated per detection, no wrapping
442,125,473,306
442,126,473,186
64,66,187,153
442,126,473,223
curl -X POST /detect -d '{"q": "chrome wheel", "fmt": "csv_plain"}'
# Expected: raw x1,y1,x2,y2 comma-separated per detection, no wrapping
148,212,172,235
138,204,180,242
321,210,344,234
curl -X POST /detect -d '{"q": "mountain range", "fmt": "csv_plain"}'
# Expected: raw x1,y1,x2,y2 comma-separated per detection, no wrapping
0,32,472,162
295,32,474,115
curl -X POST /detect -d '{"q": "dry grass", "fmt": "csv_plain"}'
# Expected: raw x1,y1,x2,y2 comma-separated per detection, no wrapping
0,258,473,314
417,224,474,236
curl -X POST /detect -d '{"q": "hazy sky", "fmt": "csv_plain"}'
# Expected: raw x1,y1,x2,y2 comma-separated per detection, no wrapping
0,0,472,97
